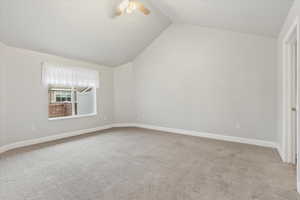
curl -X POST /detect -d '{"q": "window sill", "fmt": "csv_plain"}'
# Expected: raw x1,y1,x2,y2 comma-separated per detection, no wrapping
48,113,97,121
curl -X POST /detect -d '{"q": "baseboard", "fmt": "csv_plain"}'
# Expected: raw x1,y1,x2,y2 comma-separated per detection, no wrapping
127,123,277,148
0,124,113,154
0,123,278,155
111,123,137,128
276,145,285,162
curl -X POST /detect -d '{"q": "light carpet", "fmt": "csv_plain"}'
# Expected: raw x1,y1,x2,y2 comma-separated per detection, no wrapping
0,128,299,200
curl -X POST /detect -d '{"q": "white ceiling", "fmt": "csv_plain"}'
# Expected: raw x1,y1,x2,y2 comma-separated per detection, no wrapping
0,0,294,66
149,0,294,37
0,0,170,66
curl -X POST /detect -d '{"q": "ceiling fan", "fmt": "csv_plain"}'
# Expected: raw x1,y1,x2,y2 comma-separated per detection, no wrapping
116,0,151,16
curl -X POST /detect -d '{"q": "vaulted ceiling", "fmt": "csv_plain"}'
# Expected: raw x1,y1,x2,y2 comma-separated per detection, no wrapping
150,0,294,37
0,0,294,66
0,0,170,66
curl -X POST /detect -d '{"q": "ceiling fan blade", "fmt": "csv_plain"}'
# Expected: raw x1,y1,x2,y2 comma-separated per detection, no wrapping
135,2,150,15
115,8,123,16
139,6,150,15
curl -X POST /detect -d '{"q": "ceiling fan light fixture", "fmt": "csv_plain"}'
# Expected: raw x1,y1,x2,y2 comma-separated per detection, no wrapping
126,8,133,14
129,2,137,10
116,0,150,17
126,2,137,14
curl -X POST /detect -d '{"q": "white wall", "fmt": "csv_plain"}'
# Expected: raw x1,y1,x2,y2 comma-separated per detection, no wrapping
113,63,136,123
1,44,114,146
0,42,6,146
132,24,277,142
0,23,279,147
277,0,300,155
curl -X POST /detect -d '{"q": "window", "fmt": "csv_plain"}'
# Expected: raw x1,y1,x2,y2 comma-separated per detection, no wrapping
42,62,99,120
49,88,72,103
48,86,96,119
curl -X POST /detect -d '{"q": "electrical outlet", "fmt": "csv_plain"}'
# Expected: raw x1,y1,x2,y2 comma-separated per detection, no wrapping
235,122,241,129
139,113,144,120
31,124,37,131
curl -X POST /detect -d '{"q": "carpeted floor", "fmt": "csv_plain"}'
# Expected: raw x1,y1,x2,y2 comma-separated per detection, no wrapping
0,127,299,200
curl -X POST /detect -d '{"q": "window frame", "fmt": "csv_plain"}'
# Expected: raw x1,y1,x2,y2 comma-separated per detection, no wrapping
49,88,72,104
48,86,97,120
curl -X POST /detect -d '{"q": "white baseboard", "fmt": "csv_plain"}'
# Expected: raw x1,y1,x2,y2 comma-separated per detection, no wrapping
111,123,137,128
128,124,277,148
0,123,277,155
0,124,113,154
276,145,285,162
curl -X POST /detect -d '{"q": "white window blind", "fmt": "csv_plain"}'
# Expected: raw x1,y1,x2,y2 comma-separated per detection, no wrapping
42,62,99,88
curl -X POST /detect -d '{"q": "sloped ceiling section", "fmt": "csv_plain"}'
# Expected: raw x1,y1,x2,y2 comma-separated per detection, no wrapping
149,0,294,37
0,0,171,66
